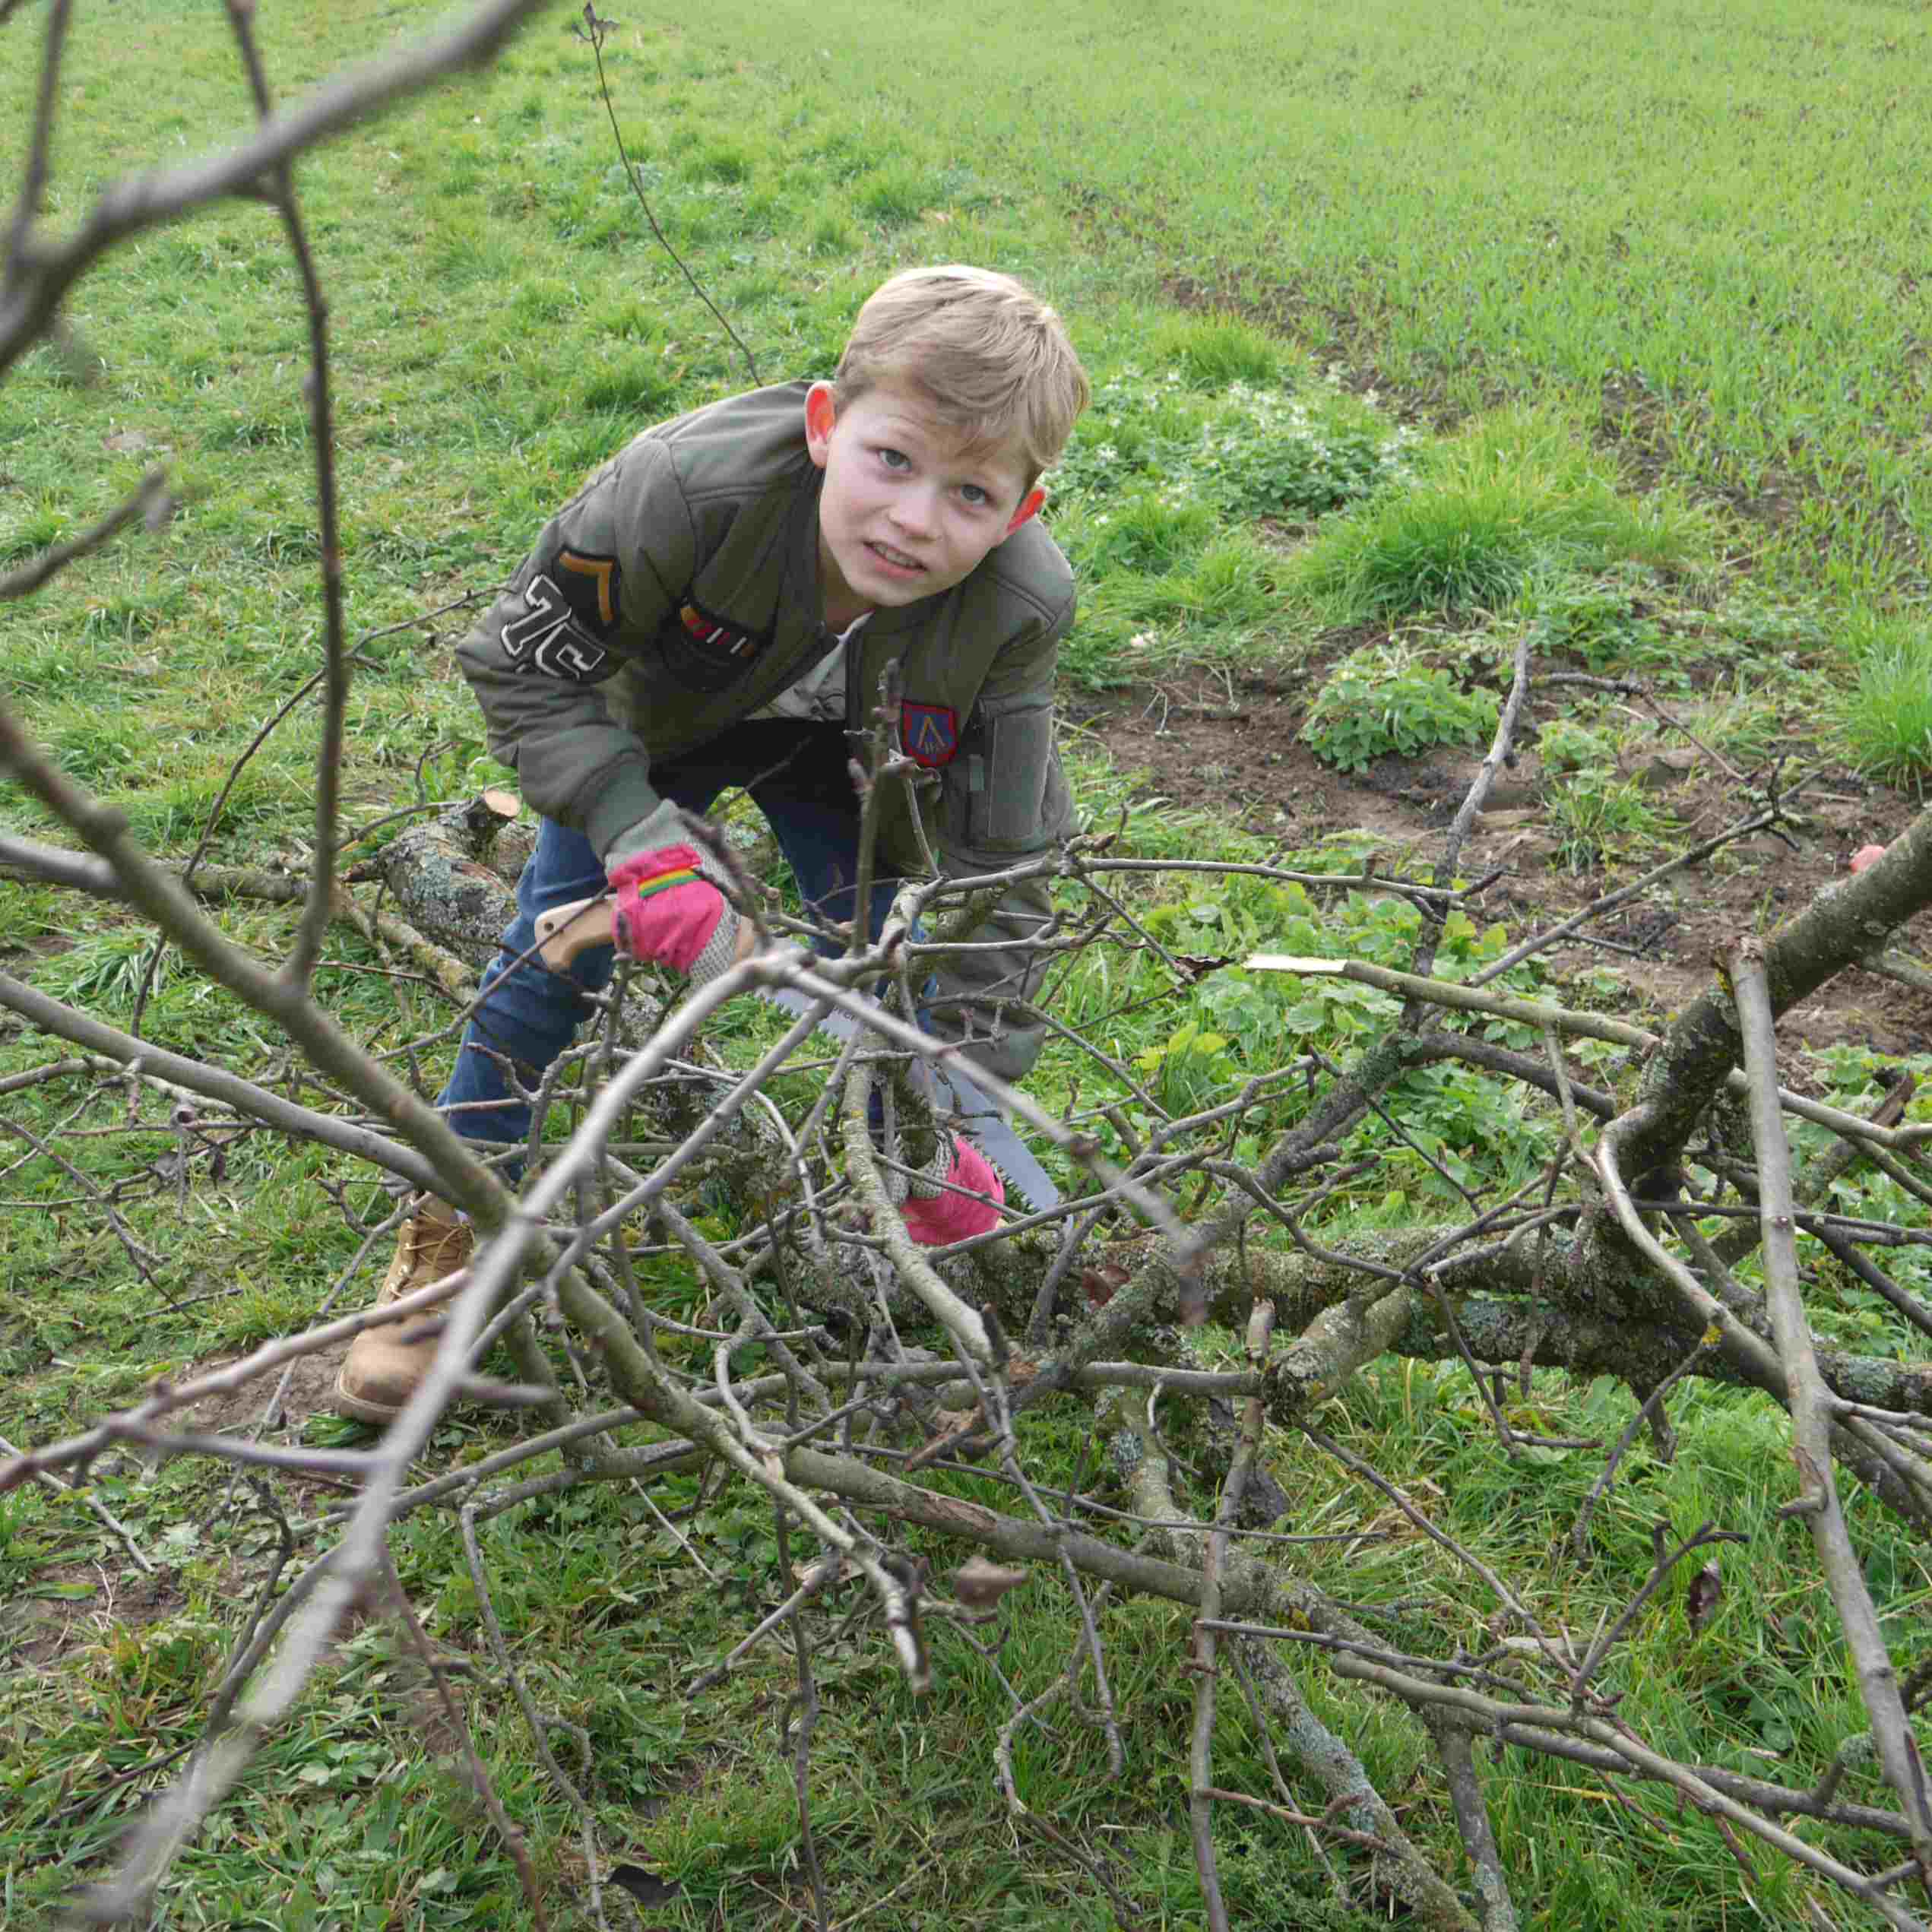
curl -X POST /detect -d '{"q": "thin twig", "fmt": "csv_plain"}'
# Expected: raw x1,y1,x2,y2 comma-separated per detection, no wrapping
577,5,761,386
0,467,173,600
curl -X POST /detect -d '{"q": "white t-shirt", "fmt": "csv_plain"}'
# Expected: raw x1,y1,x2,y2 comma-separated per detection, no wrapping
751,613,869,723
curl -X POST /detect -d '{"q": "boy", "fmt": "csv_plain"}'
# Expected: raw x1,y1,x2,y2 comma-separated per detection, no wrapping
334,265,1090,1422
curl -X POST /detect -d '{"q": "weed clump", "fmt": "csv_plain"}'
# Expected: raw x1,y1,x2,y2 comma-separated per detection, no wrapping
1145,308,1283,388
1058,368,1410,526
1836,615,1932,786
1547,771,1663,872
1300,641,1499,772
1296,410,1706,622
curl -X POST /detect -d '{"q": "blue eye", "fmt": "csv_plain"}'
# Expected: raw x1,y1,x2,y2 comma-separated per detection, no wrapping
878,447,910,470
960,483,990,507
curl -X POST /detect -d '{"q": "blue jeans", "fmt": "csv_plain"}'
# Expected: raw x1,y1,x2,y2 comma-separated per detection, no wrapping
439,723,911,1156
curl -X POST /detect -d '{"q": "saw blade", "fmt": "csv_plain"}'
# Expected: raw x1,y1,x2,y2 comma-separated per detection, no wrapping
758,983,1062,1213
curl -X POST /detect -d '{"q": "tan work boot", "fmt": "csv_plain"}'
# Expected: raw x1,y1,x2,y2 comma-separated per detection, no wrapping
331,1199,473,1424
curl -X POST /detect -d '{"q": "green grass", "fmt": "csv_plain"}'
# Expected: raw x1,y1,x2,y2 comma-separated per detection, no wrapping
5,796,1931,1928
1294,409,1710,622
1544,770,1668,874
1300,1361,1932,1925
0,1,1880,757
1143,309,1284,390
1837,614,1932,787
683,0,1932,604
3,2,1932,1927
1046,364,1411,683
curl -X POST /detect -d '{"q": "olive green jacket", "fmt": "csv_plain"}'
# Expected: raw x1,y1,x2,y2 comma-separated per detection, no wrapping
454,382,1076,1079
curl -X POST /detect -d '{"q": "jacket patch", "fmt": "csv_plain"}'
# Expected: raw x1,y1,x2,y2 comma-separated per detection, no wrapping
501,571,615,683
657,594,770,694
679,599,764,663
901,702,959,768
556,548,622,629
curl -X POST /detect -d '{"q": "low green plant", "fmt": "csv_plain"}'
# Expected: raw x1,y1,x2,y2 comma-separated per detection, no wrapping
1048,368,1403,683
1075,525,1279,638
33,927,175,1009
1537,715,1617,773
1384,1061,1559,1196
1684,680,1791,768
1133,1017,1239,1111
0,1486,55,1590
1301,643,1500,772
1516,565,1676,674
1075,486,1218,574
1547,769,1663,872
0,499,71,563
853,165,930,225
1056,369,1411,526
807,211,854,255
1300,486,1539,617
1715,591,1830,657
1195,395,1409,523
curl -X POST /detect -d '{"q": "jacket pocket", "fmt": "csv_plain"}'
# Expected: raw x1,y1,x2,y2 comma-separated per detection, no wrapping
961,705,1055,850
655,597,770,695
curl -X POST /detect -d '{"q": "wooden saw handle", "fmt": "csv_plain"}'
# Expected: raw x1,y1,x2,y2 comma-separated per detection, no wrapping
534,894,610,971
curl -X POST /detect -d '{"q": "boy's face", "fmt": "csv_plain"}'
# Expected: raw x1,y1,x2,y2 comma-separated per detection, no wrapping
804,381,1044,631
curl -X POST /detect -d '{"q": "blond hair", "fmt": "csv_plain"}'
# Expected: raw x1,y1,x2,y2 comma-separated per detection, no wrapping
835,265,1090,486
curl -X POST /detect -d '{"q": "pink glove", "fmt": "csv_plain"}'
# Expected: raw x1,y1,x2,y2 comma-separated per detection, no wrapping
1851,842,1891,875
901,1134,1006,1246
607,844,740,983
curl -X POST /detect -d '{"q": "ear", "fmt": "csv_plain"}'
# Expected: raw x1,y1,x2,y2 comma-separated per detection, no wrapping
804,382,838,469
1002,486,1045,539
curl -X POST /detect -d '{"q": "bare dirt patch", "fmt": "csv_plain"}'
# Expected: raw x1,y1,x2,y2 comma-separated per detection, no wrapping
2,1561,187,1669
1069,659,1932,1058
176,1344,348,1441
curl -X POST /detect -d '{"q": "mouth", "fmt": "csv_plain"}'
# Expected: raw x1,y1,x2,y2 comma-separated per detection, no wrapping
866,540,925,575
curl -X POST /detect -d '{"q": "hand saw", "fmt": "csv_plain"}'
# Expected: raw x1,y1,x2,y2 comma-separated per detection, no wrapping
534,895,1061,1211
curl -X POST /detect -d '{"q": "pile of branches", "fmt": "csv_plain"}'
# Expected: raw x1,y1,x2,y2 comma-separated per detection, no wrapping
7,5,1932,1927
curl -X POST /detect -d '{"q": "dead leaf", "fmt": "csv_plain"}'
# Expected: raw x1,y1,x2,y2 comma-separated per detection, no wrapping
608,1864,679,1907
952,1557,1029,1611
1081,1262,1129,1309
1173,952,1234,983
1687,1560,1723,1636
906,1408,992,1471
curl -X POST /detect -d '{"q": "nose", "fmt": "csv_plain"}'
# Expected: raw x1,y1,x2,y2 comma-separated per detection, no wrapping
888,485,941,541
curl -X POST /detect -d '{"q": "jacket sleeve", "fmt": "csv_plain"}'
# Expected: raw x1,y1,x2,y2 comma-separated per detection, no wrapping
454,438,695,863
925,588,1076,1085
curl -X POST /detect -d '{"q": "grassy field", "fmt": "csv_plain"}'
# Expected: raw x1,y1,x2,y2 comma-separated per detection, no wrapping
4,1,1932,1927
689,0,1932,601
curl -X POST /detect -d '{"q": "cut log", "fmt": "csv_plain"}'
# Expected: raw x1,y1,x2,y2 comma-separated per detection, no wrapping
369,790,530,957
